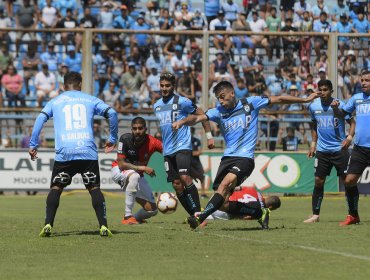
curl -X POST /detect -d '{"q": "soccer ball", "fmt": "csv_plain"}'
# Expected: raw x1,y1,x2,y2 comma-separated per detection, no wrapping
157,192,178,214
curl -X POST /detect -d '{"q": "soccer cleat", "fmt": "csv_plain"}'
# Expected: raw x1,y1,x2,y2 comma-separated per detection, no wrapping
258,208,270,230
186,216,201,230
339,215,360,226
303,215,320,223
121,216,139,225
39,224,52,237
100,225,113,237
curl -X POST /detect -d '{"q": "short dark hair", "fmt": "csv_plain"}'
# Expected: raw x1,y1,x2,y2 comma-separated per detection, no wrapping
160,71,176,85
131,117,146,127
318,79,333,91
64,71,82,87
361,69,370,76
213,81,234,96
266,196,281,210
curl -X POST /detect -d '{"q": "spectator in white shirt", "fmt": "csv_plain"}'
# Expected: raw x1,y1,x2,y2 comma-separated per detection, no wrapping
209,10,233,54
35,64,58,107
248,11,269,54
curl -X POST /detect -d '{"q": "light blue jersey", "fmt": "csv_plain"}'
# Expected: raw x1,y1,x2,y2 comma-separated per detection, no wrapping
206,96,270,158
309,99,350,152
153,94,196,156
30,90,118,161
343,93,370,148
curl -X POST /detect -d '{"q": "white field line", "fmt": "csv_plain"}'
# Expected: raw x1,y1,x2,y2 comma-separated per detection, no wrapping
158,226,370,262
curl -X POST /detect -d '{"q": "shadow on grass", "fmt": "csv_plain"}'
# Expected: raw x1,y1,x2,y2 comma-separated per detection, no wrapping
220,225,287,231
51,230,139,237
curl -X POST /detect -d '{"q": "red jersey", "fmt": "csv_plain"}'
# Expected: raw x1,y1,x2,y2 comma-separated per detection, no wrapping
229,187,265,207
112,133,162,175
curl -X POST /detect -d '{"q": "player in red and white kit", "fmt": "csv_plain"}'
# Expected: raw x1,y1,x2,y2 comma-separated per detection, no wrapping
111,117,162,224
208,187,281,225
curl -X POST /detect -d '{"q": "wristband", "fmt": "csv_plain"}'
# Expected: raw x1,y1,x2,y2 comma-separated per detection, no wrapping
310,141,316,148
346,135,353,142
206,132,213,140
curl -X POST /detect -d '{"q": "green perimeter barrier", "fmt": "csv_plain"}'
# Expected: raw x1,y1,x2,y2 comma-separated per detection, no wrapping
145,152,338,194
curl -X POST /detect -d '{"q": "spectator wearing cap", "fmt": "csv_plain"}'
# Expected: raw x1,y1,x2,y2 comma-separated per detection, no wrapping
352,10,369,56
171,44,188,77
333,14,356,57
222,0,240,26
35,64,58,107
130,13,152,51
266,68,285,96
293,0,312,25
93,45,113,96
146,66,161,104
40,42,61,73
266,7,282,61
112,5,135,29
299,11,313,60
56,8,80,52
1,65,24,107
63,45,82,73
158,8,174,48
190,9,207,30
231,11,254,57
99,1,114,30
79,7,99,28
313,12,331,57
311,0,329,21
209,10,233,54
278,126,307,151
205,0,220,25
121,61,147,107
315,67,327,84
21,44,40,95
349,2,363,22
145,47,166,75
331,0,350,22
248,11,269,54
15,0,38,57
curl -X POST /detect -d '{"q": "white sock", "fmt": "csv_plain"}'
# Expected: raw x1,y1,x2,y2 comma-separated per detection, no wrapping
125,191,136,217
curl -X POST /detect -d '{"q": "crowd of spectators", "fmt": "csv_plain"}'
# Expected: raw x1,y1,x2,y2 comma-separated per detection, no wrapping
0,0,369,149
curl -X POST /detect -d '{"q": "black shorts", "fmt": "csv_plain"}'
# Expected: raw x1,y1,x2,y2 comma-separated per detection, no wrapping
164,150,192,182
314,150,349,177
190,158,205,182
346,145,370,175
50,160,100,189
213,156,255,190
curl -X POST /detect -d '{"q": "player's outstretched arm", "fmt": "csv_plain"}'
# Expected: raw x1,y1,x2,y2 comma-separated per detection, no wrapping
172,114,208,130
195,108,215,149
270,91,319,105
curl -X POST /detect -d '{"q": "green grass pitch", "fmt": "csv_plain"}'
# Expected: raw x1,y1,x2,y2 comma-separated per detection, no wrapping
1,193,370,280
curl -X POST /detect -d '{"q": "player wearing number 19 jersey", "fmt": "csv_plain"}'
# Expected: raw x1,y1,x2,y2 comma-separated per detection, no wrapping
29,72,118,237
304,79,355,224
172,80,318,230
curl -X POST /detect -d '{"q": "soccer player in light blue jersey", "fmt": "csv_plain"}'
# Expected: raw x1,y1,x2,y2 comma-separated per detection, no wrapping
173,80,319,230
304,79,355,224
331,70,370,226
153,72,215,217
29,72,118,237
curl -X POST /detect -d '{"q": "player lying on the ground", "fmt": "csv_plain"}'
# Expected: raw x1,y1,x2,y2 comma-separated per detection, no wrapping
111,117,162,224
206,187,281,226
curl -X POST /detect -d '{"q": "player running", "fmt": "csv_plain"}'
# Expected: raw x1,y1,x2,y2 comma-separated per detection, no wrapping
153,72,215,216
304,79,355,223
29,72,118,237
173,80,318,230
111,117,162,224
331,70,370,226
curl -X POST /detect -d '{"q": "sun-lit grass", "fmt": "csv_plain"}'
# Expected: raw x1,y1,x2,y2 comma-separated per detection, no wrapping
1,193,370,280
